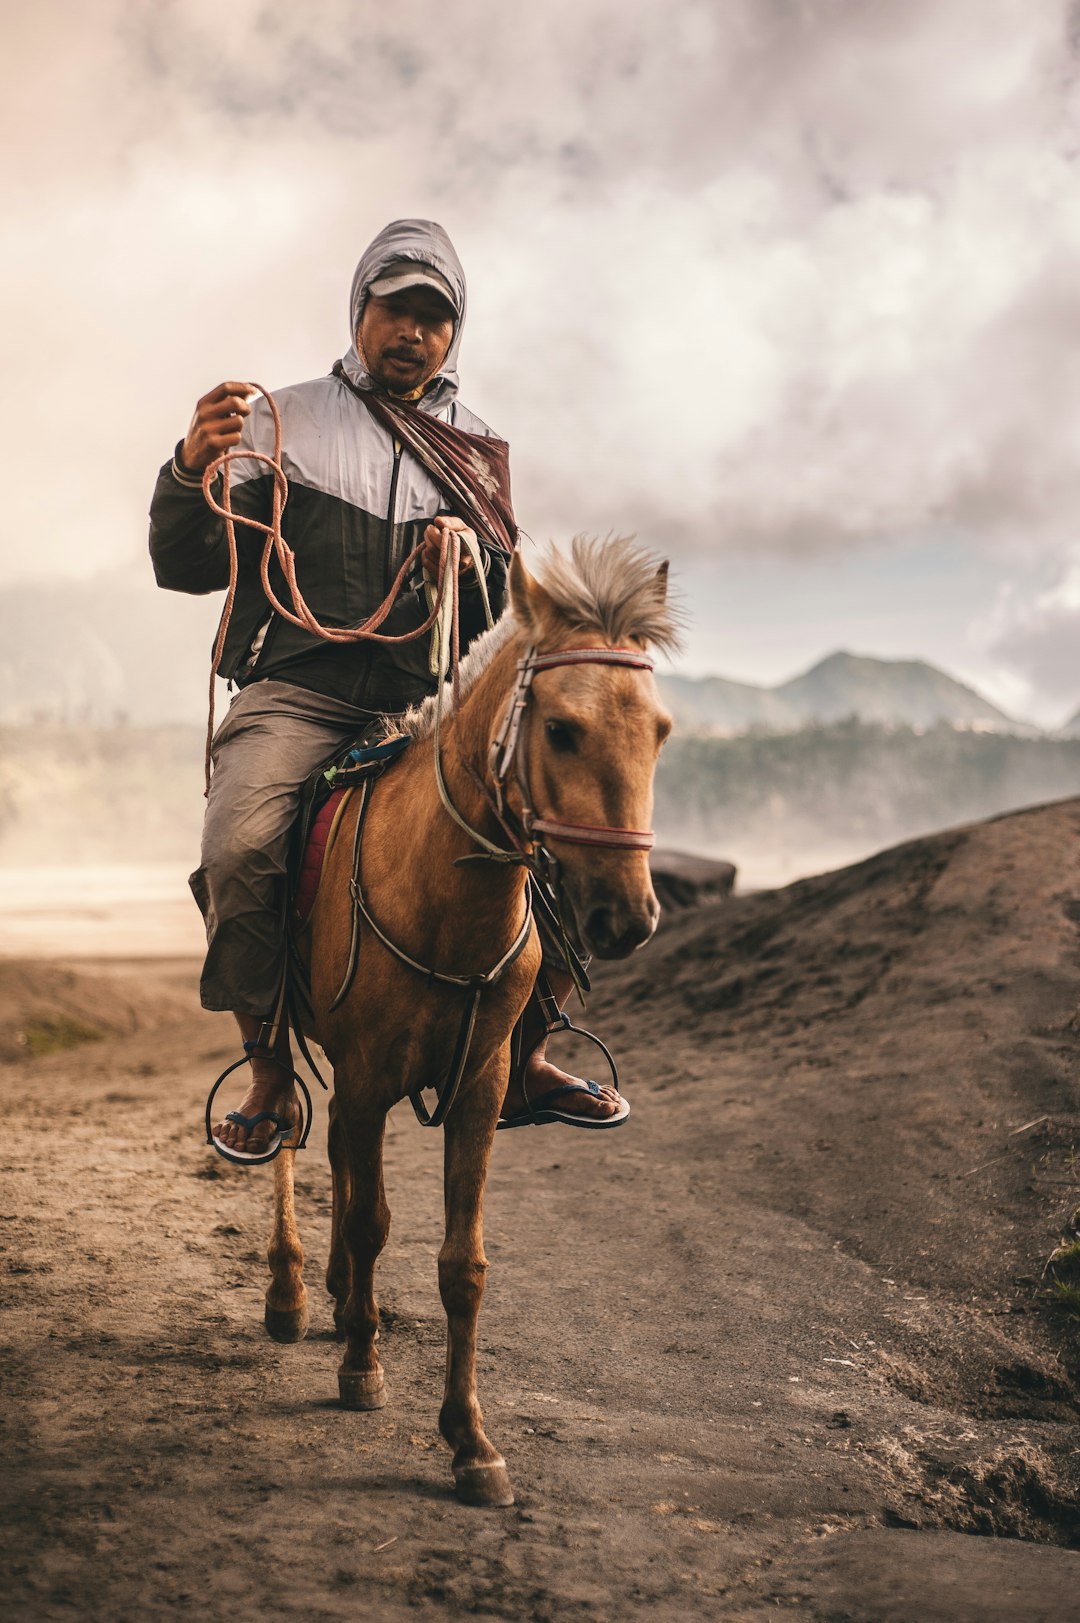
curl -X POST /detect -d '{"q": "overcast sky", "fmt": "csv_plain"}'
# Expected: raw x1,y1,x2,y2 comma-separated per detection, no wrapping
6,0,1080,723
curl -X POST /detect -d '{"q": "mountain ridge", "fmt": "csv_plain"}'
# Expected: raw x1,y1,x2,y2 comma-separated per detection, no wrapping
658,648,1034,736
0,574,1053,737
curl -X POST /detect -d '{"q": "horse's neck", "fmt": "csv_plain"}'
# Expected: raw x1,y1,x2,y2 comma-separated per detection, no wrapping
374,631,529,948
441,627,529,792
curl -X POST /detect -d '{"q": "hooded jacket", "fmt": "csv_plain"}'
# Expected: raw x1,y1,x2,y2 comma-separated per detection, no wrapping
148,219,511,716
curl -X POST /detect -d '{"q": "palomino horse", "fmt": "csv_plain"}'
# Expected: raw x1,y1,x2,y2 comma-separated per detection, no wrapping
265,536,677,1507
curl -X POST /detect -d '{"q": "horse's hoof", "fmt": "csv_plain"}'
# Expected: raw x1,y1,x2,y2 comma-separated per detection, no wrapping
454,1459,515,1508
338,1366,387,1410
264,1303,309,1344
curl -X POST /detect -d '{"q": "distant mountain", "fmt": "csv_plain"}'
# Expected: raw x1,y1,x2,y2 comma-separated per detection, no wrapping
0,577,1027,740
658,651,1026,737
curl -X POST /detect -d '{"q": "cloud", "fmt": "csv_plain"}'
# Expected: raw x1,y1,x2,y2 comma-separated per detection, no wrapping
5,0,1080,596
983,548,1080,720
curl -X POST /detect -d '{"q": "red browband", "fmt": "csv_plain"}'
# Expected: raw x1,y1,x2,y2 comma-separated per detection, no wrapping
529,647,655,673
528,818,657,851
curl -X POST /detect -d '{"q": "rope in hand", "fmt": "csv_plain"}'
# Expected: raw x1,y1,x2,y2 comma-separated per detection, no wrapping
199,384,490,796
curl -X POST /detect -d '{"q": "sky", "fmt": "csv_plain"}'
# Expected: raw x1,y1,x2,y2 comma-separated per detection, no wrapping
6,0,1080,725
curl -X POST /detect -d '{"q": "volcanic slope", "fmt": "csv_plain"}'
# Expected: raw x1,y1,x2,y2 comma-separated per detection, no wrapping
2,804,1080,1620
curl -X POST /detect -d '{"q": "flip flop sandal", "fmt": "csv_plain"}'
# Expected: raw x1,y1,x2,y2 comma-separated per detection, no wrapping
497,1077,631,1131
212,1109,295,1165
497,1015,629,1131
204,1054,315,1167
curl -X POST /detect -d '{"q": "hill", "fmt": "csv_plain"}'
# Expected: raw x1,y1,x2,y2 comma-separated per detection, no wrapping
659,650,1025,736
655,720,1080,883
0,575,217,727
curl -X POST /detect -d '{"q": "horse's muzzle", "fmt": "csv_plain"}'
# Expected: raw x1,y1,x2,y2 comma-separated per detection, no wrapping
580,895,659,959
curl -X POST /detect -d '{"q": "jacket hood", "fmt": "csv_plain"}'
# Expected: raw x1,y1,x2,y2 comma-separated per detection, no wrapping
341,218,466,410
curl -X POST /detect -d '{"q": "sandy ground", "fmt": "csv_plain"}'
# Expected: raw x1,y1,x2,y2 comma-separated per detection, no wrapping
2,808,1080,1621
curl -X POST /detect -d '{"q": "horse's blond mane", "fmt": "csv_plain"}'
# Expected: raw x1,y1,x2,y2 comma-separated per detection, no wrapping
391,535,681,742
538,535,682,653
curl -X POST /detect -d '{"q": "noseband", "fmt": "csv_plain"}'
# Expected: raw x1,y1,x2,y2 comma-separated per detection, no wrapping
488,646,658,856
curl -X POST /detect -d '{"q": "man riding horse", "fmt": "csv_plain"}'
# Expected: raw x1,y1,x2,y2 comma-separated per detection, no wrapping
149,218,627,1159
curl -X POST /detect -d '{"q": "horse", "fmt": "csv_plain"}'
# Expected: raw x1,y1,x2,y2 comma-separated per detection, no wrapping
263,535,678,1507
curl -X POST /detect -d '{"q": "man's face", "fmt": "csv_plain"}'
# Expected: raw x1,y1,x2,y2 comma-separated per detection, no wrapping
358,286,455,395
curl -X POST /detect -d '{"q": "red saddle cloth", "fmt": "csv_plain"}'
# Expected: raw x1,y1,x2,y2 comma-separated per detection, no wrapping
293,787,348,924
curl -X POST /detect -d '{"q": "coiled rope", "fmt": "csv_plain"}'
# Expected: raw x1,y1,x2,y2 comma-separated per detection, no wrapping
198,384,489,795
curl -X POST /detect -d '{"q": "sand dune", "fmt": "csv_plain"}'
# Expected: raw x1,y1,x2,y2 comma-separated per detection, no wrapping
1,804,1078,1619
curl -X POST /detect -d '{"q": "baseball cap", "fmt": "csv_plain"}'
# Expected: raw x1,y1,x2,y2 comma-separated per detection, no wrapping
367,259,457,310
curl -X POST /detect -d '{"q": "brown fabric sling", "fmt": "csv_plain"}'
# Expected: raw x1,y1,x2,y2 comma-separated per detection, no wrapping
331,360,517,554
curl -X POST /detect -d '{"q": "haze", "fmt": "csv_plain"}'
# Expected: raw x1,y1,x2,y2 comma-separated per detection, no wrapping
5,1,1080,724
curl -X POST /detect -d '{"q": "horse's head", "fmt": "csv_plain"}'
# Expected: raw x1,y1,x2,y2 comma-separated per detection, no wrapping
506,537,679,959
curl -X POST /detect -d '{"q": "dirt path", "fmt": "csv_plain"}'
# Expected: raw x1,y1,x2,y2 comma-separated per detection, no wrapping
3,805,1080,1620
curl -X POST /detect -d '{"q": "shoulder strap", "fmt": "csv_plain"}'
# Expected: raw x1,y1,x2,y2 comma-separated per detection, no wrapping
331,360,517,554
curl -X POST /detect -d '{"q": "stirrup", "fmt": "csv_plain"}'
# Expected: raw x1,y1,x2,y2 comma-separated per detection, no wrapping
204,1049,315,1160
541,1012,620,1091
513,1011,622,1108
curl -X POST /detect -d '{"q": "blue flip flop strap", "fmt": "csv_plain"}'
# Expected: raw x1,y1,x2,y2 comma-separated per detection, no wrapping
523,1079,600,1114
224,1110,292,1131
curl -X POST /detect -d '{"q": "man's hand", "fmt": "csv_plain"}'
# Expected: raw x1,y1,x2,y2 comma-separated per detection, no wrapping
179,382,256,474
422,515,478,577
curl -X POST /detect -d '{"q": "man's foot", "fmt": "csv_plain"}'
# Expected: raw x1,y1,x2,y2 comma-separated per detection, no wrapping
500,1047,624,1125
214,1067,300,1156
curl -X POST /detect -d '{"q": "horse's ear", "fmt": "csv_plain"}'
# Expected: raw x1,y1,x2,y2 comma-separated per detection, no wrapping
509,550,557,635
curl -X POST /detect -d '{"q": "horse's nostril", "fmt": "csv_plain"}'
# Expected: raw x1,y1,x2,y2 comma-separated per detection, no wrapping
584,904,656,959
584,906,616,952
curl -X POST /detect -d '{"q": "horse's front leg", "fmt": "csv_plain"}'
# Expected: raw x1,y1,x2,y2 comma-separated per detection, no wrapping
438,1051,513,1508
336,1087,391,1410
264,1146,309,1342
325,1093,352,1341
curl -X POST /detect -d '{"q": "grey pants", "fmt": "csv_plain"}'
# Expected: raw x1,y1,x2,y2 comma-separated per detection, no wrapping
190,680,384,1016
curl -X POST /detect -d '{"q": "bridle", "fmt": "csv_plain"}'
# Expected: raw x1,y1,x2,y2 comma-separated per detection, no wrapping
486,644,659,859
325,637,660,1132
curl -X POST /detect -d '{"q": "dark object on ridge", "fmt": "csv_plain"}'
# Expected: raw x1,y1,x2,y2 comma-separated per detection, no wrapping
650,849,736,911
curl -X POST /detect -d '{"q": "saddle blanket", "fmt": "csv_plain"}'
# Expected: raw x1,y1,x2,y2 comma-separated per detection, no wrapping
290,732,411,927
293,787,349,925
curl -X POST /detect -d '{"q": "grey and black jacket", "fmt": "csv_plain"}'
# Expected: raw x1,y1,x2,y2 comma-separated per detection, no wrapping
148,219,510,716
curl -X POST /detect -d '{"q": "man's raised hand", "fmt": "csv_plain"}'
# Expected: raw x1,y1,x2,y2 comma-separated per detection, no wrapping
179,383,256,474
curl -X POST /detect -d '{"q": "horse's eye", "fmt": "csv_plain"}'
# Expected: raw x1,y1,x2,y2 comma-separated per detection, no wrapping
544,719,576,753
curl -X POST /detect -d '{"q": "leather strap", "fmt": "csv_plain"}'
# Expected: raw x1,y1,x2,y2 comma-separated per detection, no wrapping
527,818,656,850
530,647,655,673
